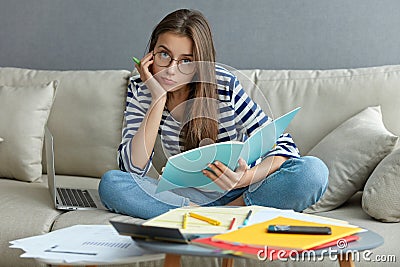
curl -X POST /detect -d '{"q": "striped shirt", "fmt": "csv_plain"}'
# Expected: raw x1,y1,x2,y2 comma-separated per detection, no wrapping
118,66,300,176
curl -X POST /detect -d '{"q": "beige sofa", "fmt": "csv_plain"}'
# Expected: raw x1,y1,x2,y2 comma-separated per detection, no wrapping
1,65,399,267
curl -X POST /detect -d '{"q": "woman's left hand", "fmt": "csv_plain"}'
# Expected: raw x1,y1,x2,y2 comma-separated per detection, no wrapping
202,158,251,191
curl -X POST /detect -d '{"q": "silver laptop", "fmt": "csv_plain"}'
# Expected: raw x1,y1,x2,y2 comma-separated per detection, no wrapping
44,126,106,210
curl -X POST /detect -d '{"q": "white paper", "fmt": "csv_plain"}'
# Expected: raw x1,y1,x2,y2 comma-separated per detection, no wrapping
10,225,160,264
248,209,362,229
143,205,278,234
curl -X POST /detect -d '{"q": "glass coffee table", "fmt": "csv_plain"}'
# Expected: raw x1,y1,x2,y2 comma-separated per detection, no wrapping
136,230,383,267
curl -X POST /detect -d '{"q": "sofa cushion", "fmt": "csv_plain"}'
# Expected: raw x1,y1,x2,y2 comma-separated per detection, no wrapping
0,82,56,182
0,178,62,267
236,65,400,155
315,192,400,266
304,106,398,213
0,68,131,178
362,148,400,222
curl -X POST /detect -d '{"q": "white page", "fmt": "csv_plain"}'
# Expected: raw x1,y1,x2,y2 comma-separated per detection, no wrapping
248,209,361,228
10,225,159,263
246,209,294,225
144,205,283,233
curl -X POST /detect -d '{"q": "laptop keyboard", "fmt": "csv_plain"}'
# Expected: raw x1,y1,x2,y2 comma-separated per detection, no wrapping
57,188,97,208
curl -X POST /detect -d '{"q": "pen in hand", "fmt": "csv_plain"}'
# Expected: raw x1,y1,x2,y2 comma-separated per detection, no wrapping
132,56,141,66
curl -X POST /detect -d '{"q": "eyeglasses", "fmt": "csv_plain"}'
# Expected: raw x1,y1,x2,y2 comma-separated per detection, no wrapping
153,51,196,75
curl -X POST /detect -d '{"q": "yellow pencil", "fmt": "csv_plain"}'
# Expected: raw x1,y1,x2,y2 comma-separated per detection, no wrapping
188,212,221,226
182,212,189,229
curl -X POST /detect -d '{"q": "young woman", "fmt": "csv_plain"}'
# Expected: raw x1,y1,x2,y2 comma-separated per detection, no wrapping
99,9,328,219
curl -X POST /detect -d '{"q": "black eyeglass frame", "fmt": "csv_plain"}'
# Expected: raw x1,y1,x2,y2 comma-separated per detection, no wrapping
152,51,196,75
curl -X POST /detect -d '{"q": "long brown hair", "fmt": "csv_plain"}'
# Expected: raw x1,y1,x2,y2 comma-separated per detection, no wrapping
148,9,219,151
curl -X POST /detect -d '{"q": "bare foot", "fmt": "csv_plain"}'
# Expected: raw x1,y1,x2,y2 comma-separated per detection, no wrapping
226,195,245,206
189,202,199,207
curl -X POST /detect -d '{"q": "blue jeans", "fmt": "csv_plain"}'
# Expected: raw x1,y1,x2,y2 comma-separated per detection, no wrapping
98,156,328,219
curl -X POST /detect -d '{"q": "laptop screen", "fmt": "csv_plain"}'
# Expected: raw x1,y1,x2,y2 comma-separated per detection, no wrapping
44,126,57,206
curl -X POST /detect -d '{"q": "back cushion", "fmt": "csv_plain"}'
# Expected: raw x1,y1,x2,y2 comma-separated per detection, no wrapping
0,67,130,178
234,65,400,154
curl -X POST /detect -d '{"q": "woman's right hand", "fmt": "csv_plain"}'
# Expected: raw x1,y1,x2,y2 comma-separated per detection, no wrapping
135,52,166,101
135,52,154,82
